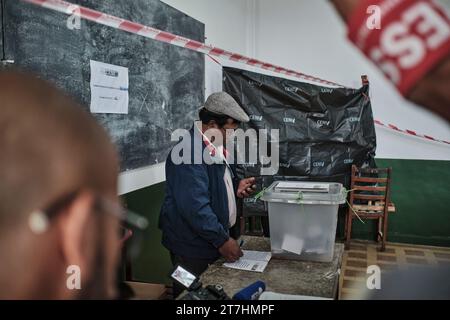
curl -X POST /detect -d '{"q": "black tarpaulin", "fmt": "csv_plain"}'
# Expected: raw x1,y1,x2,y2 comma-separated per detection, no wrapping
223,67,377,216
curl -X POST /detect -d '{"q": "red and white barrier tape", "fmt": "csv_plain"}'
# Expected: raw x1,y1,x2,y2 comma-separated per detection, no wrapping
19,0,450,147
374,119,450,145
21,0,344,87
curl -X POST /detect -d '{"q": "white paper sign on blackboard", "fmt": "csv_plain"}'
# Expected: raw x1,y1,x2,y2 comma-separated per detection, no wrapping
90,60,129,114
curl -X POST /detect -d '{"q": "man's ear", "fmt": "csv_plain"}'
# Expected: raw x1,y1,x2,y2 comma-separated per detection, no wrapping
57,191,97,283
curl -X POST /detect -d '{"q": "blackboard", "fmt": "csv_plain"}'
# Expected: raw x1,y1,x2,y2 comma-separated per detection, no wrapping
0,1,3,58
1,0,205,171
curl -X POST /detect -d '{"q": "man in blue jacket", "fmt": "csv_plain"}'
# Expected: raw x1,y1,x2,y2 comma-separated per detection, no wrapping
159,92,256,298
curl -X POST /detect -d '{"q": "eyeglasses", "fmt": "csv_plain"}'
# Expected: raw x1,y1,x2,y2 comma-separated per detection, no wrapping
28,191,149,235
96,197,149,230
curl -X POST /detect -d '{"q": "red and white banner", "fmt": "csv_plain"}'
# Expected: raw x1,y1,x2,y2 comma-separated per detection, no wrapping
374,119,450,145
348,0,450,95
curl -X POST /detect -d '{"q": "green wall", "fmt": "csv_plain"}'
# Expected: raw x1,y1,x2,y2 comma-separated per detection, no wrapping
122,158,450,283
122,182,171,284
349,158,450,247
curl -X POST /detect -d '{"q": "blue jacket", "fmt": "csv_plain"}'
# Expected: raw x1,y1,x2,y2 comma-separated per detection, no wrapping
159,127,237,259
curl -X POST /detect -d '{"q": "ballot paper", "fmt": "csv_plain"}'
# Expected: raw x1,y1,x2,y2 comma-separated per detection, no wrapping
90,60,129,114
281,234,304,255
223,250,271,273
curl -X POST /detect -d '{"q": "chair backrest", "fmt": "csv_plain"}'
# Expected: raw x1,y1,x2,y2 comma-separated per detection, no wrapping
349,165,392,212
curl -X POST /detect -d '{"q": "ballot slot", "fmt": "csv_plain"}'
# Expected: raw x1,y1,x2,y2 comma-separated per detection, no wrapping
274,181,330,194
264,181,344,205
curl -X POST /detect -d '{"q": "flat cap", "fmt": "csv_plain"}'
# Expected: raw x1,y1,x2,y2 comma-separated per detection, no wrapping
202,92,249,123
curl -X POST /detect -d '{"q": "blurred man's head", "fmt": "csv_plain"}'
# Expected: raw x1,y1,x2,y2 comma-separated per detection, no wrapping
0,71,121,299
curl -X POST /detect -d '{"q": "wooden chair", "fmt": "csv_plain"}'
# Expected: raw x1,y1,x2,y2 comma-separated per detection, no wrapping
345,165,395,251
240,216,265,236
237,196,269,236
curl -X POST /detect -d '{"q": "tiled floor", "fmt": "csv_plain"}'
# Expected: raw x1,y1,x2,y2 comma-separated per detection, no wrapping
339,240,450,299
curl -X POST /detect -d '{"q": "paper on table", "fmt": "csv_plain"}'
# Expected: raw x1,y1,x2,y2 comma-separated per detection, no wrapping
259,291,332,300
90,60,129,114
281,234,304,255
241,250,271,262
224,260,268,273
223,250,271,273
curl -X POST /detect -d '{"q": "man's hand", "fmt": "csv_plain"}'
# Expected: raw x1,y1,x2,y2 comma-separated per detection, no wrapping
219,238,244,262
237,177,256,198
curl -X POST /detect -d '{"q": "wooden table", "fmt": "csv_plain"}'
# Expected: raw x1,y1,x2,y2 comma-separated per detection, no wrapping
123,281,167,300
200,236,344,299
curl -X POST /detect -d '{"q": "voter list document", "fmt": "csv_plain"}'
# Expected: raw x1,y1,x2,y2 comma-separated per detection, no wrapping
223,250,272,272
